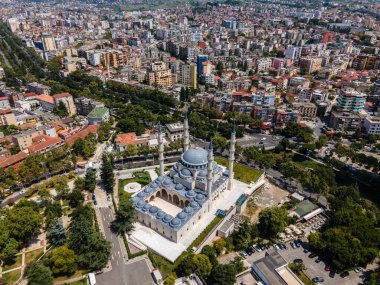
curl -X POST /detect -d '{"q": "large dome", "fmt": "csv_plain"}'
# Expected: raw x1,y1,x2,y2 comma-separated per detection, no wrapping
181,148,208,166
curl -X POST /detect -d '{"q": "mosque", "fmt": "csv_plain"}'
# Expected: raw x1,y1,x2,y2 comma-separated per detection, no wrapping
131,113,236,243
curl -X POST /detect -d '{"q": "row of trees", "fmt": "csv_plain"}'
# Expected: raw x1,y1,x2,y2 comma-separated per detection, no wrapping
101,153,115,193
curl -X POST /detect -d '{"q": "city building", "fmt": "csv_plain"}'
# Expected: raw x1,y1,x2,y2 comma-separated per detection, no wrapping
329,111,364,132
364,115,380,135
181,64,197,89
74,97,104,116
336,88,367,112
0,109,17,126
166,122,184,141
52,92,77,116
148,62,173,87
114,131,151,151
87,107,110,125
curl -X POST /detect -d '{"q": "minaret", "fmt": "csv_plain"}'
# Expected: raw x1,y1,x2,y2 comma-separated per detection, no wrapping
158,124,165,176
183,106,190,152
228,122,236,190
207,139,214,212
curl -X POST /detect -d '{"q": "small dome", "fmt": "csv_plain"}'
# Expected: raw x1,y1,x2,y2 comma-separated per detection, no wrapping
131,196,139,203
136,200,144,208
186,190,196,198
180,168,192,177
195,194,206,202
190,201,199,208
156,210,165,219
163,177,172,186
156,177,163,182
170,218,181,227
175,184,184,190
198,169,207,177
149,206,159,214
143,204,151,211
163,214,173,223
144,187,153,194
184,207,194,214
177,212,187,220
151,183,159,189
137,192,145,198
181,148,209,166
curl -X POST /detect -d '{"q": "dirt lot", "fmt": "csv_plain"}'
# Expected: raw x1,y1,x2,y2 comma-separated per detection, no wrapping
244,180,290,223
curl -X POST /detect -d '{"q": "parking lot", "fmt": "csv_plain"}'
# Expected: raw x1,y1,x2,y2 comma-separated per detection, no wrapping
237,133,284,150
236,241,364,285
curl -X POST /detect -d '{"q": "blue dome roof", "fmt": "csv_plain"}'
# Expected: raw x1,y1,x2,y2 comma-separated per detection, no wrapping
144,187,153,194
186,190,196,198
195,194,206,202
198,169,207,177
163,214,173,223
175,184,184,190
181,168,192,176
143,204,151,211
170,218,181,227
136,200,144,208
181,148,208,166
151,183,159,188
177,212,187,220
156,210,165,219
137,192,145,198
163,177,172,186
190,201,199,208
149,206,159,214
184,207,194,214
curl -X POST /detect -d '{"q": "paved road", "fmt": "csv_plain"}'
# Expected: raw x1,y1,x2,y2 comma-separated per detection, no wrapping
237,133,284,150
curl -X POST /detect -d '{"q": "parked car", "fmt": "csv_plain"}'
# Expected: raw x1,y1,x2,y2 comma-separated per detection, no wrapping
315,258,322,263
340,271,349,278
329,270,336,278
324,266,331,272
290,242,296,249
312,276,324,283
239,251,248,259
309,253,318,258
274,244,280,250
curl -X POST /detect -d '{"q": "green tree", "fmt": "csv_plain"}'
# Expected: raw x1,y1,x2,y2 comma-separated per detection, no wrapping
27,262,53,285
201,245,218,266
164,275,176,285
101,153,115,193
7,205,43,244
98,121,111,142
258,207,289,238
209,263,236,285
50,246,77,276
192,254,212,278
47,219,66,246
111,199,135,235
214,238,227,255
84,169,97,192
53,101,69,118
0,221,19,264
68,189,84,208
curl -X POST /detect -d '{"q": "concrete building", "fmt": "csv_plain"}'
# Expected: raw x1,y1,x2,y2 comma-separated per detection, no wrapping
337,88,367,112
27,82,51,95
292,102,317,118
166,122,184,141
42,34,57,51
364,115,380,135
148,62,173,87
0,109,17,126
329,111,364,132
7,18,19,32
181,64,197,90
52,92,76,116
87,107,110,125
74,97,104,116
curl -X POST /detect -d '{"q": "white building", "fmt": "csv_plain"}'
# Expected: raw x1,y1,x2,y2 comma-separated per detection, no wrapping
7,18,19,32
364,116,380,135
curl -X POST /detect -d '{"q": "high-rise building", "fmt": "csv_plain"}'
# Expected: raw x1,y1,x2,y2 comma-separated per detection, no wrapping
181,64,197,90
337,88,367,112
197,55,208,76
148,62,173,87
52,92,77,116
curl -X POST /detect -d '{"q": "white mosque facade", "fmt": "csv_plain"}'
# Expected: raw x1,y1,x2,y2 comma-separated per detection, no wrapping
131,113,236,243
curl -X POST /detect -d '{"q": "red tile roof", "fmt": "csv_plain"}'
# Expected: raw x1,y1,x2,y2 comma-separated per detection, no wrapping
36,94,54,104
65,125,99,145
28,135,64,154
0,152,28,168
0,109,12,115
52,92,72,99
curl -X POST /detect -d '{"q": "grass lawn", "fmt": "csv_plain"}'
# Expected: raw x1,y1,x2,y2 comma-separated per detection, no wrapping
2,254,22,271
215,157,262,184
2,268,21,285
297,271,315,285
290,153,322,170
54,270,85,282
118,171,151,203
189,216,222,250
25,248,44,265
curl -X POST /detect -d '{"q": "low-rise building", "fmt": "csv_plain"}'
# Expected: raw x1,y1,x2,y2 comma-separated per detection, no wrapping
0,109,17,126
329,111,364,132
52,92,77,116
166,123,184,141
87,107,110,125
364,115,380,135
114,131,151,152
